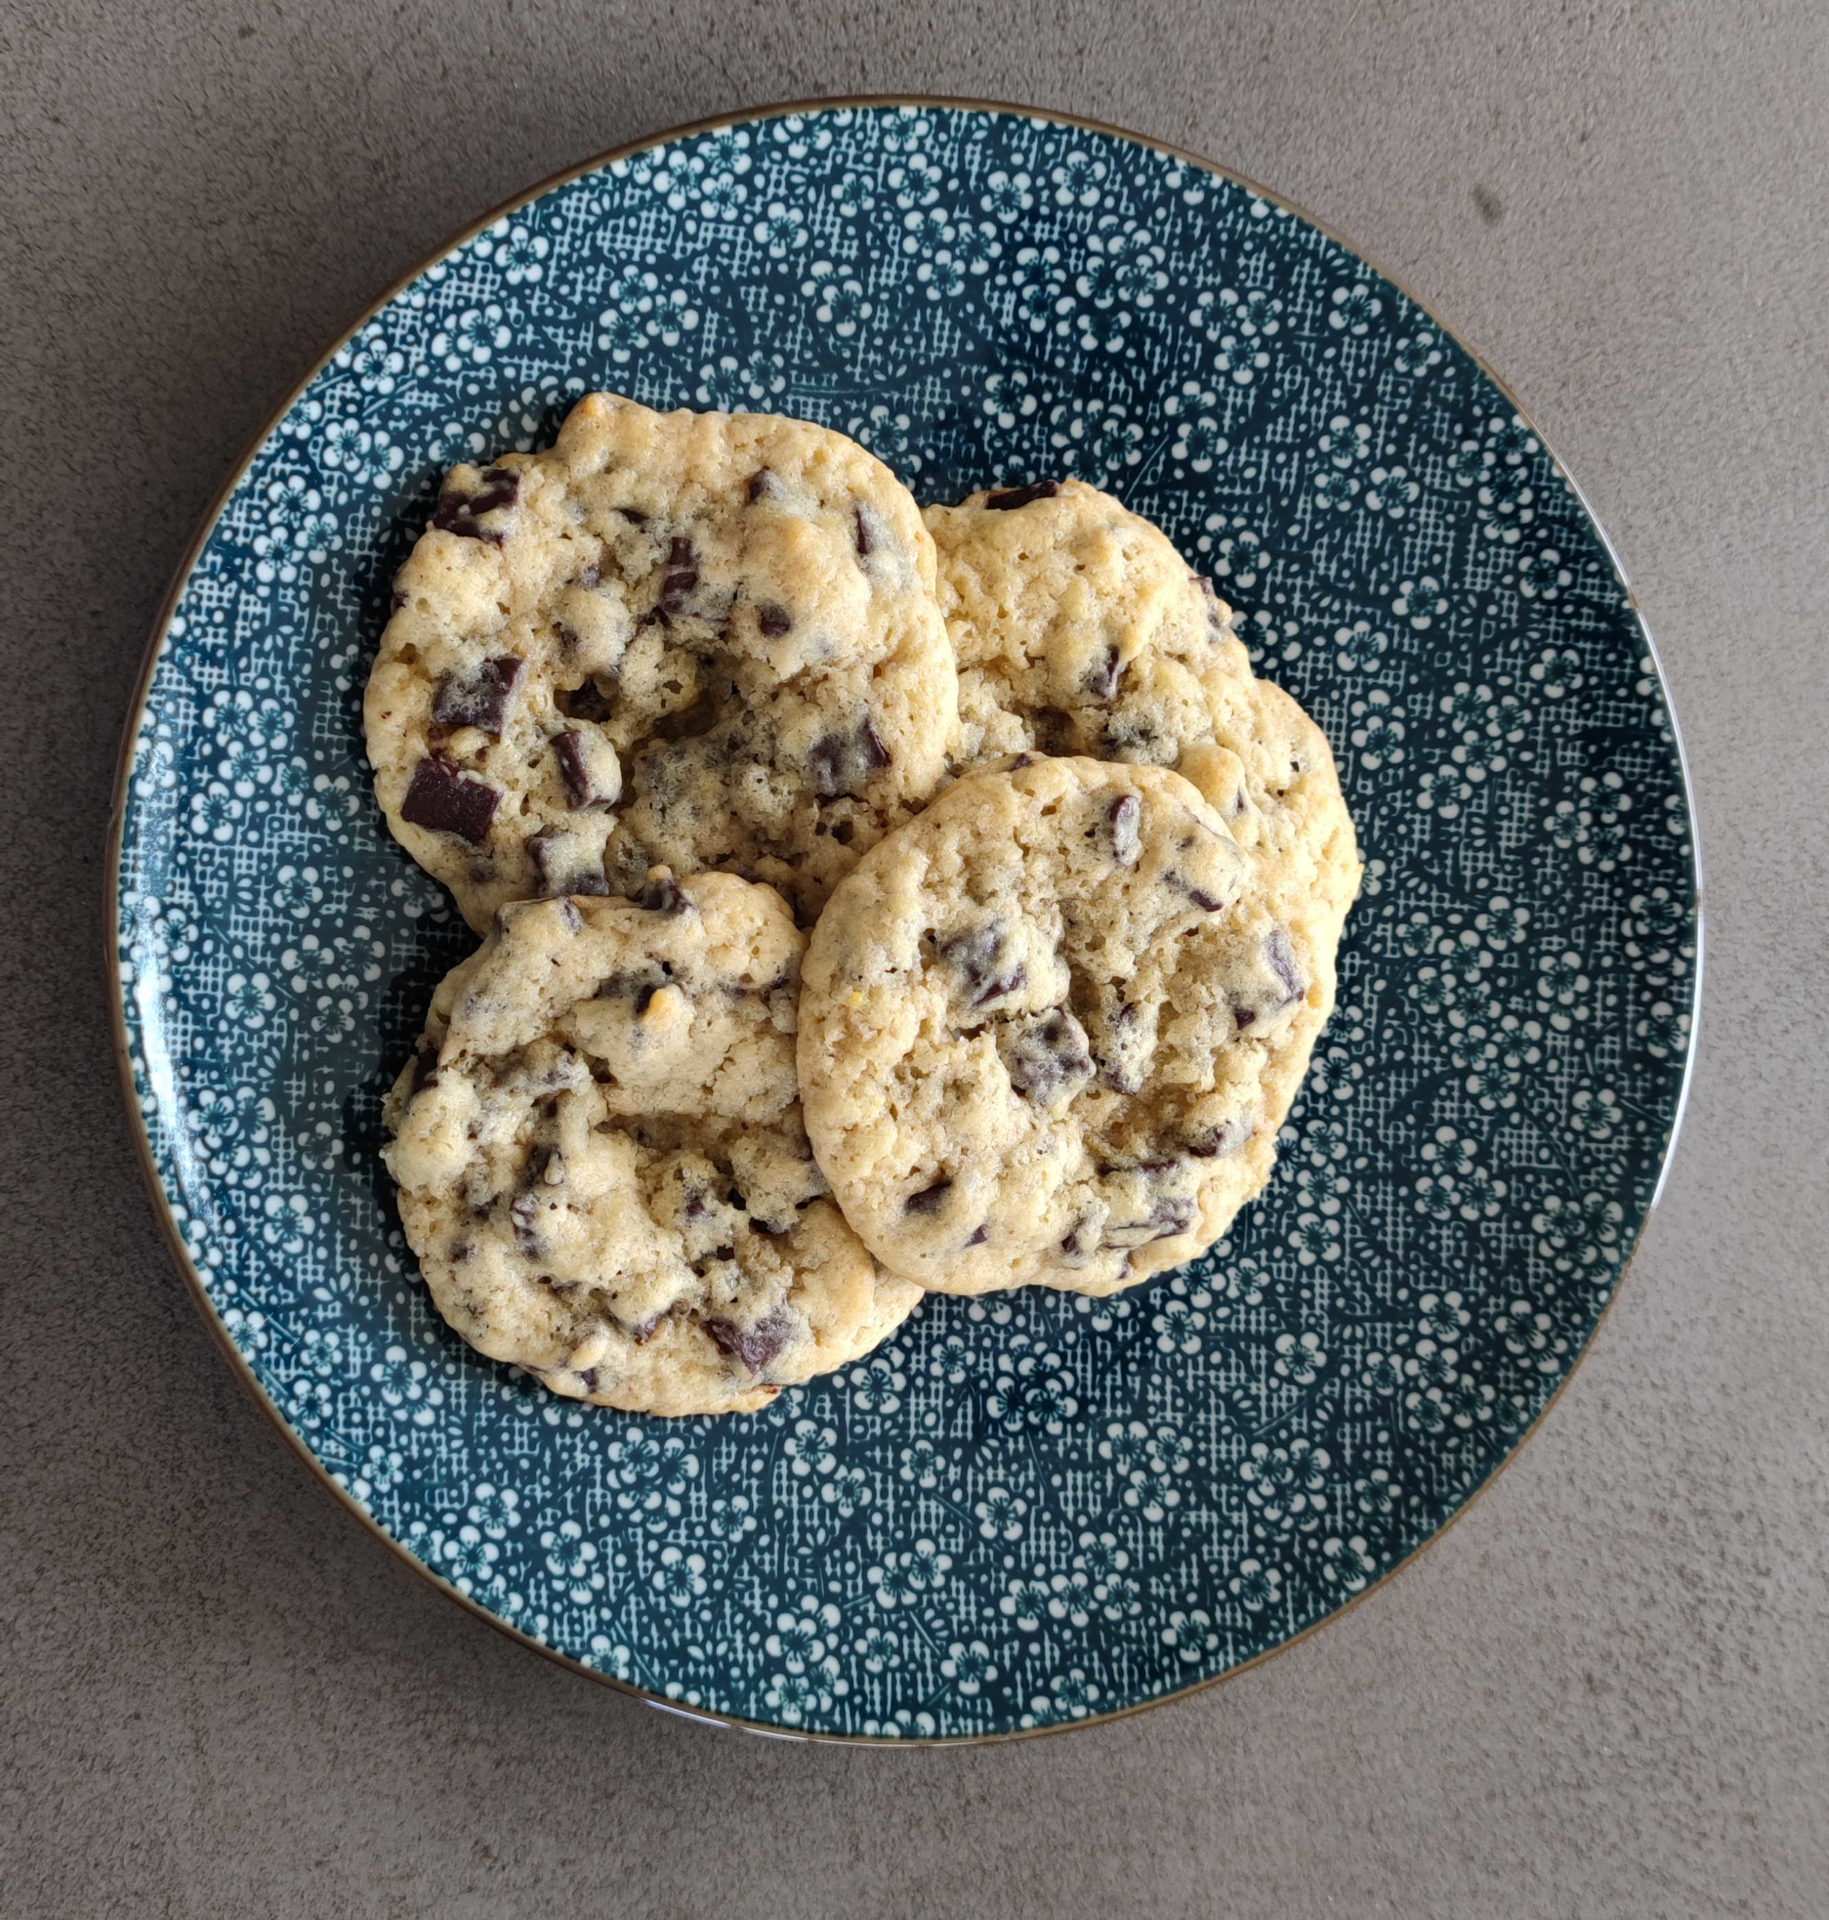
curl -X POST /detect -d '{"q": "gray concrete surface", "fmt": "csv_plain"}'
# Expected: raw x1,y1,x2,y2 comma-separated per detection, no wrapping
4,1,1827,1914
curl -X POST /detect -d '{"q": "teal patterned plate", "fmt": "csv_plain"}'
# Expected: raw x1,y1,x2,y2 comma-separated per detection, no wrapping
109,101,1699,1740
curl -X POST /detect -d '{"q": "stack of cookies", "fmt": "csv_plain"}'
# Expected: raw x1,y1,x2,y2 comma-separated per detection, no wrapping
371,392,1360,1417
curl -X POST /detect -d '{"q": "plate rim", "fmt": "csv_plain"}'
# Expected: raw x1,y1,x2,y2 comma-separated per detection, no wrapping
104,92,1705,1745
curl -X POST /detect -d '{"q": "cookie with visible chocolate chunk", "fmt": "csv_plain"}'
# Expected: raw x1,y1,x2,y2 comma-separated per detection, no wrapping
366,391,958,931
924,478,1359,928
798,758,1348,1298
383,873,923,1415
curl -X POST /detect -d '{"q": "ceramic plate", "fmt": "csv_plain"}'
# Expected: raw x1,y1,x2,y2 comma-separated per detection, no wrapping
110,100,1699,1740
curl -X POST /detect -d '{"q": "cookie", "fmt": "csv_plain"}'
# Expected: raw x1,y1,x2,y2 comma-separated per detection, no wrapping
367,392,958,931
924,478,1359,927
383,873,923,1415
797,757,1348,1297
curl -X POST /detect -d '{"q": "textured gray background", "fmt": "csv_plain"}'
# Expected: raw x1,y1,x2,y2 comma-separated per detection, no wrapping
4,0,1827,1913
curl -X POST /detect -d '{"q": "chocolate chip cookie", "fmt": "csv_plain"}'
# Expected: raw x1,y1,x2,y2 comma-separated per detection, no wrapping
924,478,1359,927
384,874,923,1415
367,392,958,931
797,757,1348,1297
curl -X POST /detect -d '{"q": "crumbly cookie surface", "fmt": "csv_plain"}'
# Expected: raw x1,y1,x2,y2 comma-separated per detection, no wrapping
384,874,921,1415
924,478,1359,926
798,758,1349,1297
367,392,957,931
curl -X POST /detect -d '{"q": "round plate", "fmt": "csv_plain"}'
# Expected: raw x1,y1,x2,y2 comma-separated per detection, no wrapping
110,100,1698,1740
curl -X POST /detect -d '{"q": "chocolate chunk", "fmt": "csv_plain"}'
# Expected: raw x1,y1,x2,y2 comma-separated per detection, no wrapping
638,870,690,915
853,504,875,557
527,829,610,897
706,1309,795,1375
1060,1221,1094,1261
558,678,614,722
554,731,594,807
905,1177,953,1215
431,465,520,541
809,717,892,799
657,536,699,615
1187,885,1227,913
432,656,523,735
553,729,619,808
1108,793,1141,865
400,756,498,843
1266,928,1305,1004
1000,1007,1095,1106
1084,646,1122,702
965,1224,990,1247
390,586,409,611
616,506,650,526
1097,999,1149,1094
407,1043,441,1095
508,1191,542,1254
757,603,793,637
938,923,1026,1008
625,1312,663,1343
1102,1194,1196,1249
1234,1006,1257,1031
746,468,779,504
984,479,1061,511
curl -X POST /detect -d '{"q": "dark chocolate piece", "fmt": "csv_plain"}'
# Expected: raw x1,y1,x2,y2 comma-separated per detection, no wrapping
1084,646,1122,702
999,1008,1095,1106
937,922,1026,1008
984,479,1061,511
553,729,617,808
1101,1193,1195,1249
432,656,523,735
809,718,892,799
638,871,690,915
1108,792,1141,865
658,536,699,615
905,1177,953,1215
431,465,520,541
528,830,609,897
1266,928,1305,1004
400,756,498,843
706,1309,795,1374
